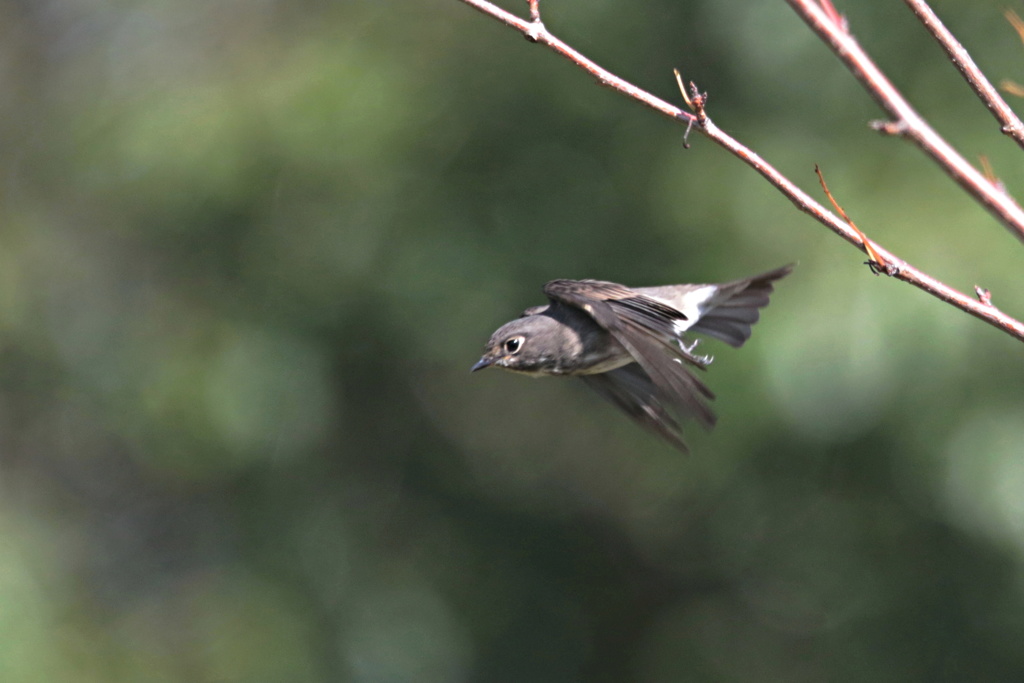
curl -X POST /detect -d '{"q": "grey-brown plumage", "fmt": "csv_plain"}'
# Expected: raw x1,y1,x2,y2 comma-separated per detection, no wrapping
471,264,794,452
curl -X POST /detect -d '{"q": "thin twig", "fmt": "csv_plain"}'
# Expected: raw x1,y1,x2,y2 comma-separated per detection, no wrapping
902,0,1024,149
815,166,889,273
785,0,1024,245
455,0,1024,342
527,0,540,24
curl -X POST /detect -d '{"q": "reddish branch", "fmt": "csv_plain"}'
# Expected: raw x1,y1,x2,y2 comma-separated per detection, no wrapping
902,0,1024,151
786,0,1024,245
455,0,1024,343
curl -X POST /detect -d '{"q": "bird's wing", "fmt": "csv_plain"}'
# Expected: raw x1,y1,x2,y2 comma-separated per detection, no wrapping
639,264,794,347
579,364,693,452
544,279,716,429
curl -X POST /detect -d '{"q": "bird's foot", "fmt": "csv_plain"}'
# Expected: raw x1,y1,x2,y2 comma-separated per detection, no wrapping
679,339,713,368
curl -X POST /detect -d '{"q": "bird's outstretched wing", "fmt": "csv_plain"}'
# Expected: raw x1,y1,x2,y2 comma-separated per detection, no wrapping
543,279,716,436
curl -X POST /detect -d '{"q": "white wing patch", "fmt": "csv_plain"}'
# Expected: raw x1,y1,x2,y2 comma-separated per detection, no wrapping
669,285,718,336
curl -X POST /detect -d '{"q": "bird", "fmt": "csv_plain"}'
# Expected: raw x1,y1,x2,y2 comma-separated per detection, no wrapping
471,264,794,451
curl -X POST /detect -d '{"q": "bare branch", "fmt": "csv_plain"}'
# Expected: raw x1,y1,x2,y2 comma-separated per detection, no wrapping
457,0,696,125
785,0,1024,246
903,0,1024,150
455,0,1024,342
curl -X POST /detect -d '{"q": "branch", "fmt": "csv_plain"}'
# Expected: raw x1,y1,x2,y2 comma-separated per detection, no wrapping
903,0,1024,150
457,0,696,125
785,0,1024,246
455,0,1024,343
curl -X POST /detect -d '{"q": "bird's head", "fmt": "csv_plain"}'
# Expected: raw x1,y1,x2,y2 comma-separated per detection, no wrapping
471,315,563,375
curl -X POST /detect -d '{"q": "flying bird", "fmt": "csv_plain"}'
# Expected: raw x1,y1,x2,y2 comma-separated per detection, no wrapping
471,264,794,451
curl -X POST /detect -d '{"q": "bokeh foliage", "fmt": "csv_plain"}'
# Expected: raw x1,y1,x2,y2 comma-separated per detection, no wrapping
2,0,1024,680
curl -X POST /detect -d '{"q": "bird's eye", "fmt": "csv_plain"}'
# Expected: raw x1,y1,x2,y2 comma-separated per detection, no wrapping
504,336,524,354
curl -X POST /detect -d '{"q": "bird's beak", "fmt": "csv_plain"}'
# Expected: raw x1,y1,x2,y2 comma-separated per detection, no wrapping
470,356,494,372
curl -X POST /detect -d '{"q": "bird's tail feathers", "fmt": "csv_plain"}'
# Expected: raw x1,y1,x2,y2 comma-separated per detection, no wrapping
690,264,794,347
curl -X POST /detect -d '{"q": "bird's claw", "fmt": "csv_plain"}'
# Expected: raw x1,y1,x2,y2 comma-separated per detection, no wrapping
692,353,714,368
679,338,713,367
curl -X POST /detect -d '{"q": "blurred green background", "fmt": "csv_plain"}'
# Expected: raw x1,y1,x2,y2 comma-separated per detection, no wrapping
2,0,1024,680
